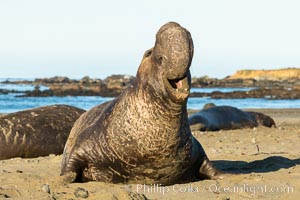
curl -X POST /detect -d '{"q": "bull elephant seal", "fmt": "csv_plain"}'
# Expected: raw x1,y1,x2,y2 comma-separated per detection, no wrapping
61,22,224,185
0,105,84,160
189,104,276,131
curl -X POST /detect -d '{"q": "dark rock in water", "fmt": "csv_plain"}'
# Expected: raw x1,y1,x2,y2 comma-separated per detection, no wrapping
190,72,300,100
190,87,300,99
0,89,9,94
34,76,72,84
0,105,85,160
210,87,300,99
104,75,134,90
17,89,54,97
189,104,276,131
19,75,135,97
191,76,259,88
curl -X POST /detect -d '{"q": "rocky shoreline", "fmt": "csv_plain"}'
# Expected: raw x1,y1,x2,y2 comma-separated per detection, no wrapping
1,71,300,99
190,87,300,99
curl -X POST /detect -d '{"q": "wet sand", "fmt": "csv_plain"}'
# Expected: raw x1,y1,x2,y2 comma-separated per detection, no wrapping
0,109,299,199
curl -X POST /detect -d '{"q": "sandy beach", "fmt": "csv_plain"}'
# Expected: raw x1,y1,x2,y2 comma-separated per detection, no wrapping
0,108,299,199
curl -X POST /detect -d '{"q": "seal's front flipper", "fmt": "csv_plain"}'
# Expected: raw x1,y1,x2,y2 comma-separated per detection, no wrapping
198,157,226,180
59,172,77,185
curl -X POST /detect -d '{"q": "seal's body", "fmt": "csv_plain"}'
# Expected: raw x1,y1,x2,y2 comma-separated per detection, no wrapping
61,22,222,185
189,105,276,131
0,105,84,160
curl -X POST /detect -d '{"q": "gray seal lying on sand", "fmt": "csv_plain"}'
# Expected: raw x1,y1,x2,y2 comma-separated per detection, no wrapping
61,22,224,185
189,104,276,131
0,105,84,160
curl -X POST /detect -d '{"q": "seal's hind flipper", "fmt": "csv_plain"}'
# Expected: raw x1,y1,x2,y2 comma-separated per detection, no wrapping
198,157,226,180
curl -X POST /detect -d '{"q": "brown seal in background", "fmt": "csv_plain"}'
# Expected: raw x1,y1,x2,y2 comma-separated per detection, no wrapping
0,105,84,160
61,22,224,185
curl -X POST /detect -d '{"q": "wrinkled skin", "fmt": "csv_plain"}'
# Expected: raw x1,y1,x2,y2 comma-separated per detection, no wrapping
0,105,84,160
61,22,223,185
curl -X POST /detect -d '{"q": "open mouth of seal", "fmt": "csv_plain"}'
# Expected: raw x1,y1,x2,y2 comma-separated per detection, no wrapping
165,72,190,101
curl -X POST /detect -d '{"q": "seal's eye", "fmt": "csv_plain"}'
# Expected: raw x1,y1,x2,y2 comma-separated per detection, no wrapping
156,56,163,65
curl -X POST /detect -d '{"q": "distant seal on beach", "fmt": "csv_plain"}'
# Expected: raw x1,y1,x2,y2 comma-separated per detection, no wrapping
0,105,84,160
61,22,224,185
189,104,276,131
246,111,276,128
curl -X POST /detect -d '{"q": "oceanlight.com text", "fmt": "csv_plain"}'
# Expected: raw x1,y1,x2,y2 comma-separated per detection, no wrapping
136,183,294,195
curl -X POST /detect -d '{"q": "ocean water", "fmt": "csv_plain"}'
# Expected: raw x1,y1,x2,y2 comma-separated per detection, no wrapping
0,78,35,82
0,83,49,92
0,80,300,113
1,93,299,114
0,93,114,113
0,78,49,91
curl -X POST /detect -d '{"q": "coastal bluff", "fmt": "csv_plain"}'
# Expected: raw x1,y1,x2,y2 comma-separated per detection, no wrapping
227,68,300,81
191,67,300,90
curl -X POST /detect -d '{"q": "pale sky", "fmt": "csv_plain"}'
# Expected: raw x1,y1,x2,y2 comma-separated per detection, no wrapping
0,0,299,79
